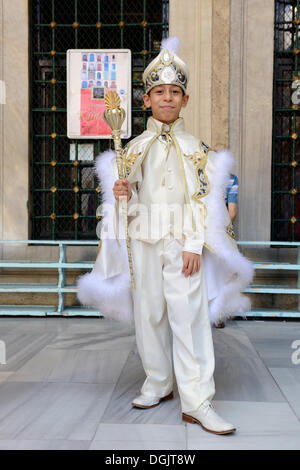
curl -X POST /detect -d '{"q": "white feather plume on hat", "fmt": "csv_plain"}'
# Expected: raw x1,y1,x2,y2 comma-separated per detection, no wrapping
160,37,181,55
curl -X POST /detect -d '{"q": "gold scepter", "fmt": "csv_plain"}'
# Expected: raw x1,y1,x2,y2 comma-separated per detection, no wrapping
103,91,135,289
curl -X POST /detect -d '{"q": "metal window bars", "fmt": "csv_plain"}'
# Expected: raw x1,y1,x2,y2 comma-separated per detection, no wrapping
273,0,300,241
29,0,169,241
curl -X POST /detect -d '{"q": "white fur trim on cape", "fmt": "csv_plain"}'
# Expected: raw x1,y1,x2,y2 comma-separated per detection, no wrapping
203,150,254,324
94,149,117,207
76,243,133,324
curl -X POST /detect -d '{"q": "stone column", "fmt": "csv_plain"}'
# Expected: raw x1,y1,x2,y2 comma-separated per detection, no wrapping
169,0,230,149
1,0,29,241
230,0,275,241
211,0,230,150
169,0,213,143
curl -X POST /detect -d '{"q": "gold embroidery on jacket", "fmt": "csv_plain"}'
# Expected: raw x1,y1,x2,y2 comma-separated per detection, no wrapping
226,222,236,240
122,145,142,178
183,141,212,228
97,239,103,255
183,142,211,205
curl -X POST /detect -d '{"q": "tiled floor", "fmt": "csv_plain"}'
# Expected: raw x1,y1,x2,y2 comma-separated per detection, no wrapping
0,317,299,449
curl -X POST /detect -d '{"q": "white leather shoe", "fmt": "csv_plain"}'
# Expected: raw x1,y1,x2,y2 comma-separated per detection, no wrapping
182,400,236,435
132,391,173,409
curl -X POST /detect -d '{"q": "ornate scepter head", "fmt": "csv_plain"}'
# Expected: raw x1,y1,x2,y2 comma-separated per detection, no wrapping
103,91,126,179
103,90,126,133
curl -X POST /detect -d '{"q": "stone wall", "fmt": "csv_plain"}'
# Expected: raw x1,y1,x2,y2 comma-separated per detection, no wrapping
0,0,29,245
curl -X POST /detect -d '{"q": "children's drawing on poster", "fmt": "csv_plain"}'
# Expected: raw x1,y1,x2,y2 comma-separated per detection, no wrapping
67,49,131,139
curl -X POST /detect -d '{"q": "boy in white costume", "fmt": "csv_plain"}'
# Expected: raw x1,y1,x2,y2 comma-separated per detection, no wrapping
77,37,254,436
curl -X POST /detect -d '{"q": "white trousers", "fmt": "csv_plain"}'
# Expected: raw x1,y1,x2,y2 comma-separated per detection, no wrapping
131,237,216,413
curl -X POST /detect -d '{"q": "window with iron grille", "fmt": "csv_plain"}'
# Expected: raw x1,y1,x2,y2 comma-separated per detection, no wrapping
273,0,300,241
29,0,169,240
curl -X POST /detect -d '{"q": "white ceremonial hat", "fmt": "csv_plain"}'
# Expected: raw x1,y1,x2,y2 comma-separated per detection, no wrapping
142,37,189,94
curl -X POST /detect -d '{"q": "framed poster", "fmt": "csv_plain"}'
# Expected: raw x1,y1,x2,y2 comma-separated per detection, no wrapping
67,49,132,139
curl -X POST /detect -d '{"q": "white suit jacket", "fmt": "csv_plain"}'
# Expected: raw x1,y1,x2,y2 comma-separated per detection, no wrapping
77,116,254,325
126,117,204,254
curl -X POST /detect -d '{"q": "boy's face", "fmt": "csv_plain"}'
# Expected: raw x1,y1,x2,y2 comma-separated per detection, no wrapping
142,84,189,125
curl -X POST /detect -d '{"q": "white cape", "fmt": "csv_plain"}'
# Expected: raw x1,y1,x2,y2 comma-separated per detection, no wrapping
77,147,254,325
